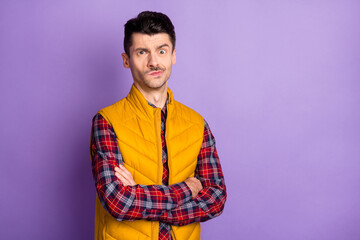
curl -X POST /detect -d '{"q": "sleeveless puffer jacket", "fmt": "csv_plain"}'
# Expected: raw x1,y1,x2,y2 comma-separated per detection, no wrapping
92,85,204,240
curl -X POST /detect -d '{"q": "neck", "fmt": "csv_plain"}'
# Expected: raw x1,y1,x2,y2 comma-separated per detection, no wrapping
134,82,168,108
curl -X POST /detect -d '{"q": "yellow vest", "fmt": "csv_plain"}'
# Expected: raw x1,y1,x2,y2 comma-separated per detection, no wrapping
91,85,204,240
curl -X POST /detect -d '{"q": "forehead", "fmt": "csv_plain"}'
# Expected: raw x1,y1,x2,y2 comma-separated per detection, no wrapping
130,33,172,50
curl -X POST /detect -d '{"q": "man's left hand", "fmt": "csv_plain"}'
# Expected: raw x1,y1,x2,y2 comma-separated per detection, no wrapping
114,164,136,186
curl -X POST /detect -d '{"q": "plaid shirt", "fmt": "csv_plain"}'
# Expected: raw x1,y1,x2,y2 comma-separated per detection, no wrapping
157,102,172,239
91,101,226,240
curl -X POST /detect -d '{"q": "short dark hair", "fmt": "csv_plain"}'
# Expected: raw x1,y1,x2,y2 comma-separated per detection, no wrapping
124,11,176,56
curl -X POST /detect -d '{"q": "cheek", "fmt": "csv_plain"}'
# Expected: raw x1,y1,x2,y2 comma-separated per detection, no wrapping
130,60,144,72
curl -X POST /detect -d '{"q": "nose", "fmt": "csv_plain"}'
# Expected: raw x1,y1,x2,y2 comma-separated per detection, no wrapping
147,52,159,68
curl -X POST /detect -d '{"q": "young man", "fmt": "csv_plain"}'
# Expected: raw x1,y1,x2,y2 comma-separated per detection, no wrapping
90,11,226,240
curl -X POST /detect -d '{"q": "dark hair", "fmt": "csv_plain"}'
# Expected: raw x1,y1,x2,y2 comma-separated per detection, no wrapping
124,11,176,56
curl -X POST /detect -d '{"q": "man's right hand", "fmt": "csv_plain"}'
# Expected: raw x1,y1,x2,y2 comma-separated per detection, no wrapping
184,177,203,198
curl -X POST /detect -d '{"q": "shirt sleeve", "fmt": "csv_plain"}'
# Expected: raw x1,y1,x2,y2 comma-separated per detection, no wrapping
157,120,227,226
91,114,193,221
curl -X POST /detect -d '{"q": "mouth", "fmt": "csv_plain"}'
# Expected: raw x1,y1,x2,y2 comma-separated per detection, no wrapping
148,70,163,77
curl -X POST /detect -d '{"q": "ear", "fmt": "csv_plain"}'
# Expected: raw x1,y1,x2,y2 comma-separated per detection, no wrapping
172,48,176,65
122,53,130,68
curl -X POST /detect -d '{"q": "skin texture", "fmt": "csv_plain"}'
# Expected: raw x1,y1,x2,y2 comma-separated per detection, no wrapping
116,33,203,197
184,177,203,198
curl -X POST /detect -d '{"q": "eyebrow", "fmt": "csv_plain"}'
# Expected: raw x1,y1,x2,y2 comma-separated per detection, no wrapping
134,47,149,52
133,44,170,53
157,44,170,49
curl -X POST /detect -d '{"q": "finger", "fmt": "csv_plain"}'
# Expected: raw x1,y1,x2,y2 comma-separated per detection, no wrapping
115,165,136,186
119,169,136,186
114,170,122,180
114,167,121,175
115,166,127,174
117,167,137,186
116,172,130,186
195,179,202,189
115,165,131,179
119,165,136,185
129,179,136,186
114,167,127,180
116,169,132,183
196,184,202,192
115,171,126,183
119,165,134,179
115,168,131,182
116,165,130,179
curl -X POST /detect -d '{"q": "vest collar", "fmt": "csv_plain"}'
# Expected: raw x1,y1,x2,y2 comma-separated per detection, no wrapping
126,84,175,120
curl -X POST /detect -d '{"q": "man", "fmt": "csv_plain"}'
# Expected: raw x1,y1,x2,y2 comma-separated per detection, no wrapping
90,11,226,240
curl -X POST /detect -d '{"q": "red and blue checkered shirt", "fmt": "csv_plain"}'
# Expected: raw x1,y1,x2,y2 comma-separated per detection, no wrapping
91,101,226,240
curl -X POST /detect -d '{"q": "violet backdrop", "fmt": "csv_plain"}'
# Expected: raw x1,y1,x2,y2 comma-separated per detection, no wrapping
1,1,359,239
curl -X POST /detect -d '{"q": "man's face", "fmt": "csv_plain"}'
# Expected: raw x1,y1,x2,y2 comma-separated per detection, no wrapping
122,33,176,92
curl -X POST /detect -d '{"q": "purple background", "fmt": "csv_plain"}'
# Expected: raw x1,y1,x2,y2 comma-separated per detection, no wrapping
1,1,360,239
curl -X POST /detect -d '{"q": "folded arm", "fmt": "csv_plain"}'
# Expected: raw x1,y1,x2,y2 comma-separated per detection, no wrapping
91,114,193,221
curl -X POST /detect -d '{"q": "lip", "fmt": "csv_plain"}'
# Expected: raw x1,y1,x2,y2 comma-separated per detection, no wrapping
148,71,163,77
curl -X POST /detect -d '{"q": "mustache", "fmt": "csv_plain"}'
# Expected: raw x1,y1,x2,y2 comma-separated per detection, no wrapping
145,67,165,74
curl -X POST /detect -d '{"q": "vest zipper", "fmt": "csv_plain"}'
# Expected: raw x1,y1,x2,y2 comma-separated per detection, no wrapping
152,221,156,240
154,108,162,240
166,107,177,240
154,108,162,184
165,105,172,186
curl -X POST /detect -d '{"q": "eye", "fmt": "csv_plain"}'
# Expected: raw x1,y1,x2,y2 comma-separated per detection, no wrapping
159,49,166,54
138,50,146,55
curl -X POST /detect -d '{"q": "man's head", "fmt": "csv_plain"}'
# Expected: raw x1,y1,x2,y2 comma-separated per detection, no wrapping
122,11,177,93
123,11,176,57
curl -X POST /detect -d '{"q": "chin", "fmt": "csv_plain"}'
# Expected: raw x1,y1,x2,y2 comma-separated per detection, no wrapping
144,80,168,89
147,84,166,90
